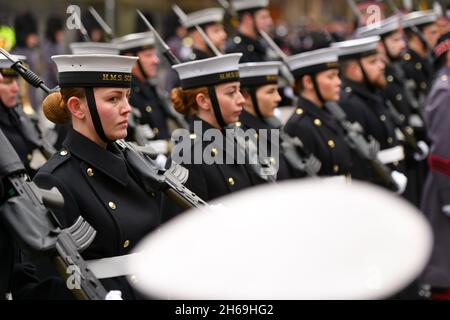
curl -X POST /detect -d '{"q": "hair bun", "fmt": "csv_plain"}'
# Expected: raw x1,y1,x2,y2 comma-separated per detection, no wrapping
171,87,189,115
42,92,70,124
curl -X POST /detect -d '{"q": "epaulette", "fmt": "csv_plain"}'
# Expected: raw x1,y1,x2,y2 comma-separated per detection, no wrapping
39,149,71,173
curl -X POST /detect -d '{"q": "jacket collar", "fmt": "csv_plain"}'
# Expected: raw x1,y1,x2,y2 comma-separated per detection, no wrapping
63,128,129,186
297,96,342,133
342,78,382,103
239,110,274,131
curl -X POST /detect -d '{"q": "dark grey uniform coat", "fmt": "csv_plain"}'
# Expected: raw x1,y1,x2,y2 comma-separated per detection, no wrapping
421,67,450,288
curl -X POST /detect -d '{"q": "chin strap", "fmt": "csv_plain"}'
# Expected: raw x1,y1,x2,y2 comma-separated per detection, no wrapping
85,87,110,143
248,87,265,120
357,60,375,91
310,75,326,105
207,86,227,129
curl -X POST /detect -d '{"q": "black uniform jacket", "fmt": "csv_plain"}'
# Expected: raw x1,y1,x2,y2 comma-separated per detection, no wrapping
129,76,170,140
284,96,353,177
187,48,212,62
400,48,434,100
34,128,161,299
162,117,265,222
225,32,266,63
0,103,39,173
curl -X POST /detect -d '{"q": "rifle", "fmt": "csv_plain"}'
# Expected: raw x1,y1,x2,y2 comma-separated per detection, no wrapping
88,6,115,41
136,10,189,130
264,117,321,177
280,131,321,177
0,128,108,300
0,48,57,160
115,139,207,209
171,5,223,56
346,0,364,27
385,99,422,154
73,10,91,42
137,9,181,66
325,101,400,191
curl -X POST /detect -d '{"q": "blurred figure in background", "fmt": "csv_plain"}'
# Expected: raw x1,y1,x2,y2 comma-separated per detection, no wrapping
12,11,40,111
42,16,65,90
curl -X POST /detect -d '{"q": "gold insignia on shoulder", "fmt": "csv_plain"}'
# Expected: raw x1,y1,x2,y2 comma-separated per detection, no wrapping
108,201,117,210
328,140,336,148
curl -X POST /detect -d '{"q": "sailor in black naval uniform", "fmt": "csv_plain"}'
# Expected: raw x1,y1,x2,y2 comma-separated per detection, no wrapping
401,10,440,102
33,54,161,299
355,16,429,206
180,7,227,61
164,53,268,220
225,0,273,63
333,37,408,190
239,61,310,180
0,55,50,176
113,31,170,140
421,32,450,300
284,48,353,178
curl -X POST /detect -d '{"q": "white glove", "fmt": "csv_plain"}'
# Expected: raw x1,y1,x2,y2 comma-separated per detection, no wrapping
391,170,408,195
155,154,168,169
105,290,123,300
413,141,430,161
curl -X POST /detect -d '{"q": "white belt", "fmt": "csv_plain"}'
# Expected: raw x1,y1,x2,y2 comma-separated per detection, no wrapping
86,253,142,279
377,146,405,164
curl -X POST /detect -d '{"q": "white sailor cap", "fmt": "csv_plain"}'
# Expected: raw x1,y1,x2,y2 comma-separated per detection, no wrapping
402,10,438,30
355,15,401,38
128,179,432,299
231,0,269,13
182,8,225,30
285,47,339,79
51,54,138,88
69,42,120,55
332,36,380,61
0,54,26,77
172,53,242,89
239,61,281,87
112,31,155,54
